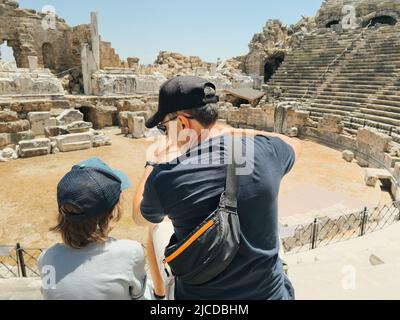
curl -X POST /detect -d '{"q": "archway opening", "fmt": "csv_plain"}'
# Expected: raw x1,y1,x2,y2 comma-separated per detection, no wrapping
0,40,16,63
326,20,340,28
42,43,55,70
366,16,397,27
76,106,94,123
264,54,285,83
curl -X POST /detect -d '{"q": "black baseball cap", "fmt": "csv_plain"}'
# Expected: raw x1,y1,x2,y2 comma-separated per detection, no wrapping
57,157,131,220
145,75,219,128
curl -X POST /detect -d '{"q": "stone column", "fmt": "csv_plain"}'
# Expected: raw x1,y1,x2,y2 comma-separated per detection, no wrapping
90,12,100,71
81,43,92,94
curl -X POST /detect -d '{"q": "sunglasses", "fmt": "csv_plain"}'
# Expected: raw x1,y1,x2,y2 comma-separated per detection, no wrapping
157,115,194,135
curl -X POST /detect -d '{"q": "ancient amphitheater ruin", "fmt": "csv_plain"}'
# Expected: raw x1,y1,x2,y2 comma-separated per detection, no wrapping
1,0,400,299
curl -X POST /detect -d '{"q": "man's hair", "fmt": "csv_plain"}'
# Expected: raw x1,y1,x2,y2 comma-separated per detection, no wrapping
170,87,219,127
50,200,122,249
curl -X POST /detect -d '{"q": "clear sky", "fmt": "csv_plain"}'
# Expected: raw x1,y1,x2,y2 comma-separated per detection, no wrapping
1,0,323,64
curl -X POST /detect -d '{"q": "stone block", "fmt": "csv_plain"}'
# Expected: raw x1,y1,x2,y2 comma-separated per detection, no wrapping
92,132,112,148
364,169,392,187
357,128,392,153
56,109,84,125
18,138,51,158
118,112,129,128
128,115,146,139
0,147,18,162
121,127,129,135
28,112,57,135
9,131,35,145
0,120,30,134
0,133,11,148
342,150,355,163
287,127,299,138
64,121,93,134
395,163,400,182
54,133,93,152
94,106,118,129
0,110,19,122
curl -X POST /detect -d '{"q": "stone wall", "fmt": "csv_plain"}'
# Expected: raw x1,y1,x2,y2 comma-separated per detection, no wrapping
0,62,64,96
316,0,400,29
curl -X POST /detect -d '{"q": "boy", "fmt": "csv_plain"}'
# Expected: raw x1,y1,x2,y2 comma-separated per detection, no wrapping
38,157,165,300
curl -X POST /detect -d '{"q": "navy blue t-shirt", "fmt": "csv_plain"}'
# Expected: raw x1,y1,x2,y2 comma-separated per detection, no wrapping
141,134,296,300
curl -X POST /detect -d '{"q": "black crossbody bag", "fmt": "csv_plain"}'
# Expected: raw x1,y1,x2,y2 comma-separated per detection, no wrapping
162,142,241,285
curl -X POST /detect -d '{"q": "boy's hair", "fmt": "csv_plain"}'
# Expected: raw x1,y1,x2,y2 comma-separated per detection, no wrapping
51,200,122,249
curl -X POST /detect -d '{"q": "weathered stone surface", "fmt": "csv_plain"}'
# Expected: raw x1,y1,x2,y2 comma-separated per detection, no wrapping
342,150,355,163
54,133,93,152
317,114,344,134
364,169,392,187
18,138,51,158
121,127,129,135
27,112,57,135
44,121,92,137
395,163,400,182
93,105,117,129
358,128,392,153
92,131,112,147
0,133,11,148
0,147,18,162
9,131,35,145
64,121,93,134
0,120,30,134
0,69,64,96
0,110,19,122
56,109,84,126
127,115,146,139
118,112,129,128
287,127,299,138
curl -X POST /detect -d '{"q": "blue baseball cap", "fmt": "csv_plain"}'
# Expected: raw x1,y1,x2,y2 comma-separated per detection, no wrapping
57,157,132,220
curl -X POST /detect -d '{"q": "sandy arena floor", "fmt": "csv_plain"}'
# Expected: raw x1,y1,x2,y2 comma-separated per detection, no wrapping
0,128,385,248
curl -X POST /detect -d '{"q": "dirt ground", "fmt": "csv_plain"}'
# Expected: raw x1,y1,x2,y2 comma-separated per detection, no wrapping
0,128,385,248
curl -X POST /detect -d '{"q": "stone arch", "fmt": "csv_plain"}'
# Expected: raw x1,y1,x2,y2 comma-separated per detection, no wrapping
264,53,285,83
42,42,55,70
326,20,341,28
364,15,397,27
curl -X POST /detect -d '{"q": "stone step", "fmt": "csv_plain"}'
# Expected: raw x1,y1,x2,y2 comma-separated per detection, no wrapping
310,103,357,113
360,107,400,120
370,99,400,108
308,106,353,116
353,112,400,127
313,99,362,108
323,87,375,95
313,95,366,104
327,83,386,90
376,95,400,102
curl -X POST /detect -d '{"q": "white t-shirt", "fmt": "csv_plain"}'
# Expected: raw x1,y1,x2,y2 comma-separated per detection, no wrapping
38,238,153,300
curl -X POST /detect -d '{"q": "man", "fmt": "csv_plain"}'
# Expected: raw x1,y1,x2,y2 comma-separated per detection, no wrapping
133,75,302,300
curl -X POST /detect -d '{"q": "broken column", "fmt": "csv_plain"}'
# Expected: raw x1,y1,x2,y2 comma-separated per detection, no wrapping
81,12,101,95
274,102,293,134
127,115,146,139
120,111,151,135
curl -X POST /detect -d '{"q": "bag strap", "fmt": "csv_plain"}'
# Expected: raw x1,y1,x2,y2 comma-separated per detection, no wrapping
224,136,239,210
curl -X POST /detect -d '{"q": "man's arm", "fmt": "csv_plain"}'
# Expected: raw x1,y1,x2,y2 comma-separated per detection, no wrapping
132,166,155,227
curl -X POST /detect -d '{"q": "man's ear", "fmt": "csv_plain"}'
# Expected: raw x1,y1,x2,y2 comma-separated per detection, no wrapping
178,115,190,130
